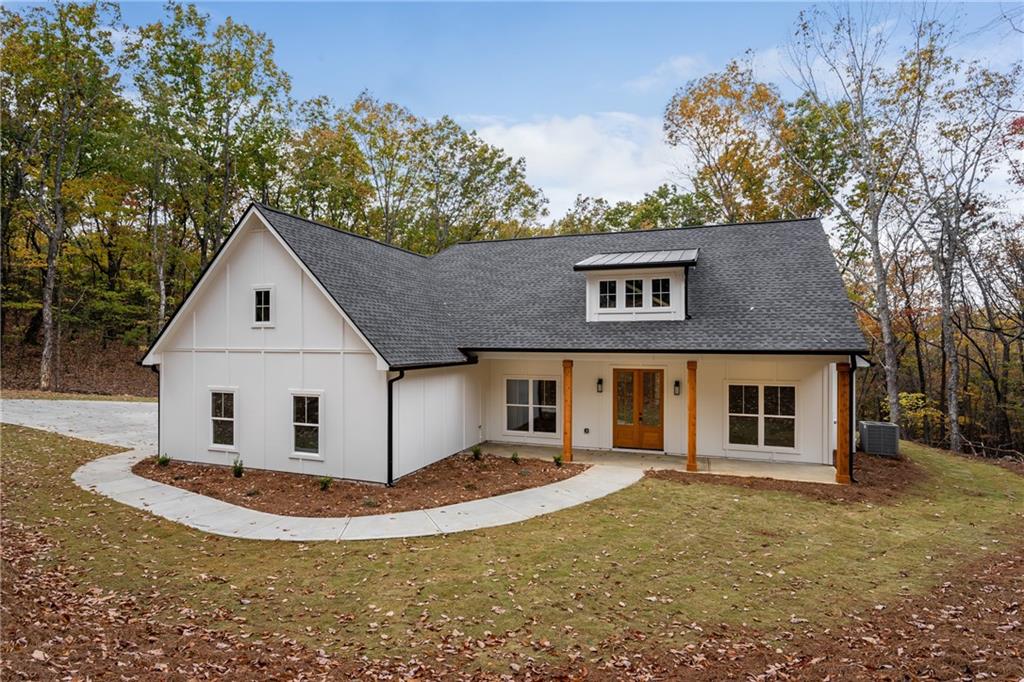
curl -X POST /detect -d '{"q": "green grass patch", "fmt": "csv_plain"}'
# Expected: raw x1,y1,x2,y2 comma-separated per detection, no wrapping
1,389,156,402
3,423,1022,667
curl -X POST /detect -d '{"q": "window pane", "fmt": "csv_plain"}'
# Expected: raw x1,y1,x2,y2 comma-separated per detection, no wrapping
764,386,779,415
743,386,759,415
305,397,319,424
641,371,662,426
295,425,319,453
765,417,795,448
222,392,233,418
506,379,529,405
213,419,234,446
616,372,634,425
533,407,557,433
507,405,530,431
779,386,795,416
728,416,758,445
534,380,557,407
728,385,744,414
625,279,643,308
652,278,670,307
211,392,221,418
293,396,305,423
599,280,617,309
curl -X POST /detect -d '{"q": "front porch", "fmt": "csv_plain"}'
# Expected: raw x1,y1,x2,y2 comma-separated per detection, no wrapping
478,441,839,485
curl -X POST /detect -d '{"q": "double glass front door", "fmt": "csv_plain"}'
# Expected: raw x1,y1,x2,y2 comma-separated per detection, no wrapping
613,368,664,450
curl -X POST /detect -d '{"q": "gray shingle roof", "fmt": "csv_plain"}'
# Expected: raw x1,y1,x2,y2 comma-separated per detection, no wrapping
257,204,867,368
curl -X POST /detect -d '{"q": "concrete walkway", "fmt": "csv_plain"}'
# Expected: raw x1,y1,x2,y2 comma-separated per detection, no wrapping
2,398,642,541
71,448,641,541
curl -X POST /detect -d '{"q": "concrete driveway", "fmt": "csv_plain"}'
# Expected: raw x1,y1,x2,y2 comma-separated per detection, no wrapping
0,398,157,450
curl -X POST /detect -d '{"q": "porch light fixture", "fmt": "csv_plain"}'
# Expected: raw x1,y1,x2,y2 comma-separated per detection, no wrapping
673,380,681,396
596,378,604,393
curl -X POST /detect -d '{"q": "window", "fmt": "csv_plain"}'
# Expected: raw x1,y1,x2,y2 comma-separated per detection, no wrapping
211,391,235,448
625,279,643,308
292,394,320,455
727,384,796,449
505,378,557,434
599,280,617,309
253,287,272,325
652,278,670,307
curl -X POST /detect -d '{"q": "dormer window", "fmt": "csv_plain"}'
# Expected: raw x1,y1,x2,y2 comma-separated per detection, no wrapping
574,248,697,323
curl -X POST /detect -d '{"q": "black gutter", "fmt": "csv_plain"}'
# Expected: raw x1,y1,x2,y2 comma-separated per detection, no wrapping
848,352,857,484
149,364,160,456
390,355,479,372
386,370,406,487
459,347,870,357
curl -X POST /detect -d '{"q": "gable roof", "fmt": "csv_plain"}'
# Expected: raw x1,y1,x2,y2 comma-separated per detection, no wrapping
151,203,867,369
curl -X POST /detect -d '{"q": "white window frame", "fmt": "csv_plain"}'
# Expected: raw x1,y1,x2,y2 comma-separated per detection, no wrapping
598,280,617,309
585,268,685,321
651,277,671,308
723,382,798,453
289,389,324,461
252,284,275,328
208,386,238,453
503,376,560,438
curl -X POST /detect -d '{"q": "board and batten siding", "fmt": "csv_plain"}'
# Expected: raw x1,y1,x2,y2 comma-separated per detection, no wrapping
157,221,389,482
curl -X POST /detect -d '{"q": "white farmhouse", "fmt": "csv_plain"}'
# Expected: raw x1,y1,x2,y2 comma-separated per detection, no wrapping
142,204,868,485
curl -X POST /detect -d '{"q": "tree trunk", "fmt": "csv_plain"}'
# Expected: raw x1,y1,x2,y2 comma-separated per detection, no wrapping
869,240,901,425
941,300,961,453
39,219,63,391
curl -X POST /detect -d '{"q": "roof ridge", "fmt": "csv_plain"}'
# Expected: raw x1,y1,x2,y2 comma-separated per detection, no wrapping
253,203,429,259
448,216,821,247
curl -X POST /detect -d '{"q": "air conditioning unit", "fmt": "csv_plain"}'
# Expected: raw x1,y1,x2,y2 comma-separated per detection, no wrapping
858,421,900,458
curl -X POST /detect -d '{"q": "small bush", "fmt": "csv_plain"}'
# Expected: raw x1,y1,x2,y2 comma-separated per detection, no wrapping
232,457,244,478
510,451,520,465
318,476,332,491
156,453,170,467
362,496,380,508
552,454,563,468
471,445,482,461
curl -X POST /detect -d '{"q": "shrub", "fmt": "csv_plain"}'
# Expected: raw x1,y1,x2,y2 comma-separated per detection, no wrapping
511,451,520,465
318,476,332,491
232,457,244,478
471,444,482,461
553,454,563,468
156,453,170,467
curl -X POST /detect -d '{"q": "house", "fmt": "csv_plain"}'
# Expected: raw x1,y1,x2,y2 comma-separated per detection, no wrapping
141,204,868,486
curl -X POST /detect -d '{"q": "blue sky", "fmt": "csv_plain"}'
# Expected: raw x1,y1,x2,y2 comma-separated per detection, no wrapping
114,2,1022,216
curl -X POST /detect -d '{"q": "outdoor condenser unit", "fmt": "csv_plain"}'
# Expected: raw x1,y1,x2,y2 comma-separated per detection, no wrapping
858,421,900,458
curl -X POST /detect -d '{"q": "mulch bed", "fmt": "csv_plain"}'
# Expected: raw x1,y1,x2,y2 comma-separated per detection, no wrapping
133,452,587,517
646,451,926,504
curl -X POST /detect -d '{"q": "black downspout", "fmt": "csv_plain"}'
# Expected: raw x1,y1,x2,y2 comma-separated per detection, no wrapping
848,353,857,484
386,370,405,487
149,364,161,456
684,265,692,319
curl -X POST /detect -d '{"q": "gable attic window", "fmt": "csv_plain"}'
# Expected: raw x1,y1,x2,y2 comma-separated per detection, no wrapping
253,286,273,327
599,280,617,309
652,278,671,307
574,249,697,322
625,279,643,308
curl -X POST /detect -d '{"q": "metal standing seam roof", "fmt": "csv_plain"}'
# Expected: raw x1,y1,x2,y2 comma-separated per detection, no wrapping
250,204,868,368
573,248,699,270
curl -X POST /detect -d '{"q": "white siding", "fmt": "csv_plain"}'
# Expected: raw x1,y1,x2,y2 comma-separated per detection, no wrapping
392,363,484,479
157,217,389,482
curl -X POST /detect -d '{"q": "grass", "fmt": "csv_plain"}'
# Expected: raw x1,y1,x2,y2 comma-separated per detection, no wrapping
1,389,156,402
3,423,1023,670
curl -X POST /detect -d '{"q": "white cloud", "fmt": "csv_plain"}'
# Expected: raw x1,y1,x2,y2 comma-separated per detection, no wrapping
468,112,689,219
625,54,708,93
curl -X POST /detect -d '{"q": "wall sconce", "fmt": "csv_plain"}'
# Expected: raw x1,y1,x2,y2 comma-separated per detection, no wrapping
673,380,681,396
596,378,604,393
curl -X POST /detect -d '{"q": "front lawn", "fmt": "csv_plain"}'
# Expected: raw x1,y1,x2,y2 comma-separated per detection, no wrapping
3,423,1022,678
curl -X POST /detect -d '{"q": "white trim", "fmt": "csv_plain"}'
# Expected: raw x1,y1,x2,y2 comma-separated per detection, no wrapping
723,381,799,454
251,284,275,328
289,389,324,460
502,375,560,439
208,386,238,453
142,206,390,371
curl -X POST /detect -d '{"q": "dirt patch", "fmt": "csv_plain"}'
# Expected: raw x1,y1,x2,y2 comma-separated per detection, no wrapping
133,452,587,517
2,336,156,397
646,452,925,504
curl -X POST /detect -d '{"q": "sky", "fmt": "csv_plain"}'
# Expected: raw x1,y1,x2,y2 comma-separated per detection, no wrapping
113,1,1023,218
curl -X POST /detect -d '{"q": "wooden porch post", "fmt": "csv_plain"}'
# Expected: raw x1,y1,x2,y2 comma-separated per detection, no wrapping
562,359,573,463
835,362,852,484
687,361,698,472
